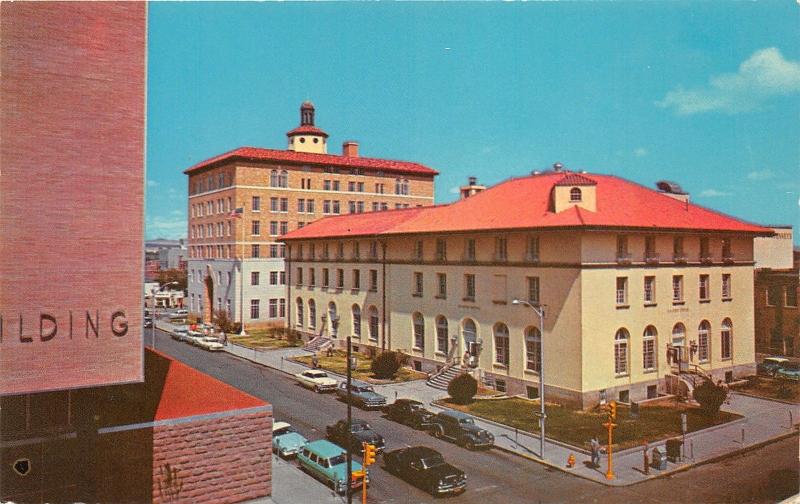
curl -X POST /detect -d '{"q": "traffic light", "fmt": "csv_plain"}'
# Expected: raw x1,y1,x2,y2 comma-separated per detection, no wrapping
608,401,617,421
363,443,376,466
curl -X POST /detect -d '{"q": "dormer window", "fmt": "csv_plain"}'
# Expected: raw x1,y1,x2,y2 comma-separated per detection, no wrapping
570,187,582,202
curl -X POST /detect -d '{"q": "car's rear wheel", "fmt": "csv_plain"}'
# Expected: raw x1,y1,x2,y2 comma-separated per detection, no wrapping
432,426,444,439
465,439,476,450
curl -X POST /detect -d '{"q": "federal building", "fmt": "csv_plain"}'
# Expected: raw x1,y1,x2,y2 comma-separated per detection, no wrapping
282,168,770,408
1,4,271,502
184,102,438,327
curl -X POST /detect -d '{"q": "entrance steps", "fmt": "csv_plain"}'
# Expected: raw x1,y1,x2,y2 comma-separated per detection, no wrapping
427,364,465,391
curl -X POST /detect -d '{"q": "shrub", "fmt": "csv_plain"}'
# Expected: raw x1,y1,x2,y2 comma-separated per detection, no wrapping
448,373,478,405
371,351,403,379
692,378,728,417
213,309,236,333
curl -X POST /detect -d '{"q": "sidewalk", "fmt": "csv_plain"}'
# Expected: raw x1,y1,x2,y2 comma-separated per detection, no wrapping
207,329,800,487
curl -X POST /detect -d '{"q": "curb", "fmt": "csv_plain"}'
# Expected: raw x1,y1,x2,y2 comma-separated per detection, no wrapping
729,389,800,406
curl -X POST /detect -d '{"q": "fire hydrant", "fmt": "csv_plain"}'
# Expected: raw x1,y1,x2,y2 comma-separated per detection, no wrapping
567,454,576,468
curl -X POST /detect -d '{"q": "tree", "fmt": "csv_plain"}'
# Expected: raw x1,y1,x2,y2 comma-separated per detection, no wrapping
157,268,187,291
371,351,404,379
692,378,728,417
213,309,236,333
448,373,478,405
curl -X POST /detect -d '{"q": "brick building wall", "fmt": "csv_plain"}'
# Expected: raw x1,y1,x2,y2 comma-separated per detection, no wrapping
754,269,800,356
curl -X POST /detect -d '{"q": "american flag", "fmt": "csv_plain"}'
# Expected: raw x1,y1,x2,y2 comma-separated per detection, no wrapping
228,207,243,219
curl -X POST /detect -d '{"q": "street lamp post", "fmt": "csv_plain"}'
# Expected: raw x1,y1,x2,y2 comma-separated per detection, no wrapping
512,298,546,458
151,281,179,348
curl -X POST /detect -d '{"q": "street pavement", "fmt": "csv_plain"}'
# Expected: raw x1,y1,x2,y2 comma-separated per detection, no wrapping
151,321,799,503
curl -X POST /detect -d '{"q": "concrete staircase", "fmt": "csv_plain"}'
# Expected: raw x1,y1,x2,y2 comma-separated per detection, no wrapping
427,364,464,391
302,336,331,353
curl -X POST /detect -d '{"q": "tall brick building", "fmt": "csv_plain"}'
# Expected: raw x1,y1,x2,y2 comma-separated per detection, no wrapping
185,102,438,327
1,4,271,502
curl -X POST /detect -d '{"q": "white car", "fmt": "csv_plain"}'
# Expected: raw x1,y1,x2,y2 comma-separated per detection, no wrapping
295,369,338,393
196,337,224,352
170,327,189,341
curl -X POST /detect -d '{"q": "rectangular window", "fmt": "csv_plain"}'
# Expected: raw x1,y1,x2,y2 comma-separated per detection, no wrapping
296,267,303,287
786,286,797,307
722,238,733,261
336,268,344,289
297,199,305,213
279,299,286,318
323,200,331,214
251,244,260,258
250,299,260,319
251,271,260,286
251,220,260,236
616,235,629,260
722,273,732,300
269,244,278,258
700,237,711,261
645,236,657,262
269,299,278,318
699,274,710,301
527,235,540,262
436,238,447,261
322,243,329,259
348,181,355,192
495,237,508,261
413,272,423,297
414,240,424,260
269,221,278,235
721,326,732,359
464,274,476,301
280,221,288,235
616,277,628,306
673,236,685,261
465,238,476,262
332,201,340,214
353,242,360,260
270,197,278,212
369,241,378,260
307,199,315,213
369,269,378,292
322,268,329,289
527,276,540,305
332,180,340,192
672,275,684,302
270,271,278,285
437,273,447,298
252,196,261,212
348,201,356,214
766,286,780,307
352,269,361,290
280,198,288,212
644,276,656,304
309,268,316,287
323,180,331,191
337,242,344,259
643,338,656,371
280,271,286,284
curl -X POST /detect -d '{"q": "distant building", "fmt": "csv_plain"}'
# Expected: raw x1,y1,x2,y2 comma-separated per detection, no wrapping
145,238,187,271
753,227,798,356
0,4,270,501
283,168,771,408
184,102,438,328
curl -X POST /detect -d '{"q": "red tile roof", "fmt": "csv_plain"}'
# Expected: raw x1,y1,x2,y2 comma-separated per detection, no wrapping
286,125,329,138
184,146,439,177
282,172,771,240
554,172,597,186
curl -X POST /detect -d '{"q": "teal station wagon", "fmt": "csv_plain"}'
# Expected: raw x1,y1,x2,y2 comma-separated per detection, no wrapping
297,439,369,494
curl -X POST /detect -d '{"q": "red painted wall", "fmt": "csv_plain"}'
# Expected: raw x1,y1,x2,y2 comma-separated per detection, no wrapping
0,2,146,394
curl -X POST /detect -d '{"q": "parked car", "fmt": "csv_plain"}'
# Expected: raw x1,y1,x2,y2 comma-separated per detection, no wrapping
295,369,338,393
297,439,368,494
196,336,224,351
143,317,153,328
776,362,800,381
273,421,308,458
384,399,435,430
336,381,387,409
383,446,467,496
757,357,790,376
170,326,189,341
186,330,205,345
429,411,494,450
326,419,385,454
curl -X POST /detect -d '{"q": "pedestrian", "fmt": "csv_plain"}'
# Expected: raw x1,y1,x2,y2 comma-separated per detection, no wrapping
326,345,334,358
462,350,470,367
221,331,227,346
590,437,601,468
312,354,319,369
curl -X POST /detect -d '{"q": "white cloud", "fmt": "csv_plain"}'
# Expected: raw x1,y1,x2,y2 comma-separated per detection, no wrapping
699,189,732,197
147,179,158,188
657,47,800,115
746,169,774,181
633,147,648,158
449,186,461,195
146,215,187,238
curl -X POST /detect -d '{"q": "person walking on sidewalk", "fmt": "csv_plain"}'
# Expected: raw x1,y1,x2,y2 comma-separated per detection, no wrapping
311,354,319,369
590,437,601,468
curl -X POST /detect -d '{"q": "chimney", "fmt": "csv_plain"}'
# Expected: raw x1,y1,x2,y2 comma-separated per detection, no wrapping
460,176,486,200
342,141,359,157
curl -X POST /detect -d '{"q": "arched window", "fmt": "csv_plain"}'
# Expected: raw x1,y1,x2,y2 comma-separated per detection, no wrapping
698,320,710,362
672,323,686,345
494,323,509,366
413,313,425,349
614,328,629,375
270,169,278,187
296,298,304,328
368,306,379,341
643,326,657,371
280,170,289,188
352,304,362,338
436,316,449,354
394,178,401,195
328,301,338,337
721,319,732,359
570,187,582,202
402,179,409,195
308,299,316,330
525,326,541,372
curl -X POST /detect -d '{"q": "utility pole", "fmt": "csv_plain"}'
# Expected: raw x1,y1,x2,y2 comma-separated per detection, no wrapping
604,401,617,480
344,328,352,504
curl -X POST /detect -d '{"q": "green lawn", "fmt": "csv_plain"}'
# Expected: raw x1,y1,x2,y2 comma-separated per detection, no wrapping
292,350,427,383
732,376,800,403
229,328,301,349
436,397,741,451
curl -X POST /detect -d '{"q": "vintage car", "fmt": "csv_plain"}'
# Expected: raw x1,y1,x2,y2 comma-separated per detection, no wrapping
384,399,435,430
295,369,338,393
757,357,790,376
326,419,385,454
169,326,189,341
186,330,206,346
297,440,368,494
272,421,308,458
776,362,800,381
196,336,224,351
429,411,494,450
336,381,387,409
383,446,466,496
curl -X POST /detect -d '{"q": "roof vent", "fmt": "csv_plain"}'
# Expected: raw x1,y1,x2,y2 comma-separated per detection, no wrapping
553,162,564,172
656,180,686,194
532,170,541,176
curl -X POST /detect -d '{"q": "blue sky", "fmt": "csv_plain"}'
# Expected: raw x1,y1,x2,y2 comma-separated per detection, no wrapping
146,2,800,242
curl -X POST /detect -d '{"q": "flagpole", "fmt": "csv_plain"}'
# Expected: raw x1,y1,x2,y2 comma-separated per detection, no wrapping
239,215,246,336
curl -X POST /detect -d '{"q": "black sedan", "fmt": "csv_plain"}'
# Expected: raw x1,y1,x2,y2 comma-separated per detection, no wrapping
384,399,436,430
326,418,385,454
383,446,466,496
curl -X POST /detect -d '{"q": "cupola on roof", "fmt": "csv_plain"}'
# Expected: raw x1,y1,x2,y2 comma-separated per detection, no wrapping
287,101,329,154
